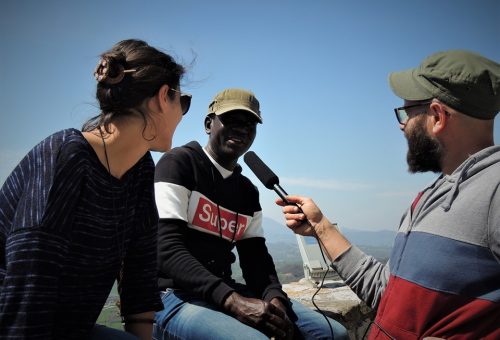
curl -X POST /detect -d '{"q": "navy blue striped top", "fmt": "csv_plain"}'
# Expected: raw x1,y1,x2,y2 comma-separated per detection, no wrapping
0,129,162,339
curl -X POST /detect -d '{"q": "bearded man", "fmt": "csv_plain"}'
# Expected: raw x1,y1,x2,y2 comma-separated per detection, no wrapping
277,50,500,339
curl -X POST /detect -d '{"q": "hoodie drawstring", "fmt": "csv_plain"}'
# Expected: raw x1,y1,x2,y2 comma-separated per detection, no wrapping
441,157,478,211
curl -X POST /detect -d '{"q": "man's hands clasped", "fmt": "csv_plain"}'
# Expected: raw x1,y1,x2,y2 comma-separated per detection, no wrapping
223,292,294,339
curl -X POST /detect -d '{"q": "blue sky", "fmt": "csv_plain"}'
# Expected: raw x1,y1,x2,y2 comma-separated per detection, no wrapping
1,0,499,231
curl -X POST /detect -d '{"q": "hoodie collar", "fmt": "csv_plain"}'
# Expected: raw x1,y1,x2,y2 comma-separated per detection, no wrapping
440,145,500,211
203,146,234,179
185,141,242,180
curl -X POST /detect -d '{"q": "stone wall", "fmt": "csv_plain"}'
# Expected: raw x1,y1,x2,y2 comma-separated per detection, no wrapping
282,279,375,340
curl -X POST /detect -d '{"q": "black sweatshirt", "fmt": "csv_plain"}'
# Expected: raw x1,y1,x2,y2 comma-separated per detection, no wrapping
154,141,287,307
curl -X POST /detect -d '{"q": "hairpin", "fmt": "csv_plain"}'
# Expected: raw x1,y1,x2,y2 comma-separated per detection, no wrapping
94,58,136,85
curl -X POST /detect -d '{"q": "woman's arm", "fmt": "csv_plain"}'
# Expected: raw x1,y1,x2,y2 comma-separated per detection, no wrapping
123,311,155,339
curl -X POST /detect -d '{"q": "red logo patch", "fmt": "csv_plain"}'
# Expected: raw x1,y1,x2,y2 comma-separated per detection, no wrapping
191,197,248,241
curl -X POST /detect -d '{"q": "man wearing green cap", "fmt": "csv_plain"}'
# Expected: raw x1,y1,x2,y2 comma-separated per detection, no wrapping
276,50,500,339
153,88,348,339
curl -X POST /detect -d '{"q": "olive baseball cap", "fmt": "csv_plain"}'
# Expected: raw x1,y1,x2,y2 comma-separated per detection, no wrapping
207,88,262,123
389,50,500,119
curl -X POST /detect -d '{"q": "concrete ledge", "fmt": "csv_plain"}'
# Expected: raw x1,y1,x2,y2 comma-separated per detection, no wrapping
283,279,375,340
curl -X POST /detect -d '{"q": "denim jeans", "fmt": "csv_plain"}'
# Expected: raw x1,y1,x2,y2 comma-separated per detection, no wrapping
153,289,349,340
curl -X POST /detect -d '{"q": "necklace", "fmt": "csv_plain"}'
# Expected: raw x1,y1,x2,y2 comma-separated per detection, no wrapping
98,127,126,264
98,127,111,174
216,204,240,242
210,167,240,242
97,127,129,304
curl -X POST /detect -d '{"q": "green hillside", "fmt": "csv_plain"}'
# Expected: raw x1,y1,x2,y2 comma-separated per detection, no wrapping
96,282,123,330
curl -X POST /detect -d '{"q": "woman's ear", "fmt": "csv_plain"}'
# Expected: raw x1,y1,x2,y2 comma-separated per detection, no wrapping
155,84,177,116
158,84,171,104
146,84,169,114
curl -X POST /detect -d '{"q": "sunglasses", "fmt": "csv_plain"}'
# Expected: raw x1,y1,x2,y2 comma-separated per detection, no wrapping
394,100,433,125
169,88,192,115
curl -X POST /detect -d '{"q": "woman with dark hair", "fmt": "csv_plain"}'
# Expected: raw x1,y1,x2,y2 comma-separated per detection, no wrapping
0,39,191,339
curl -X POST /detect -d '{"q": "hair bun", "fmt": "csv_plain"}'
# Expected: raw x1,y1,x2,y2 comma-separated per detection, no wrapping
94,57,135,85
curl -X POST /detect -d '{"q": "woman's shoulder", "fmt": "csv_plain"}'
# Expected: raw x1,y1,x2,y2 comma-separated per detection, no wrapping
33,129,97,171
21,128,88,165
41,128,82,142
36,128,86,152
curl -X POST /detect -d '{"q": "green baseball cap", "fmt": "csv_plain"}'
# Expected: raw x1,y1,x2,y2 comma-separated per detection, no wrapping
207,88,262,123
389,50,500,119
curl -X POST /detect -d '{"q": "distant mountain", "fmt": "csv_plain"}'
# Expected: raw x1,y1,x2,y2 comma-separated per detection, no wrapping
342,228,396,248
257,217,395,284
262,217,296,242
262,217,396,247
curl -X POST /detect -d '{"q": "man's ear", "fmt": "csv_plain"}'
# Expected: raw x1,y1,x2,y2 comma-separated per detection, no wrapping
429,102,450,135
204,115,212,134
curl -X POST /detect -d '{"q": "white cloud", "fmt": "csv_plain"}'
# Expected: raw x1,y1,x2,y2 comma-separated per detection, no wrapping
376,191,415,198
280,177,373,191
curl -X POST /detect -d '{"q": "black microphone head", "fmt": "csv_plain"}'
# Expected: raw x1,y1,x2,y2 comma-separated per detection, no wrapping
243,151,279,189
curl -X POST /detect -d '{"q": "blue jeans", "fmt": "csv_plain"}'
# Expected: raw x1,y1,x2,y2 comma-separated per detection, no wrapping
153,289,348,340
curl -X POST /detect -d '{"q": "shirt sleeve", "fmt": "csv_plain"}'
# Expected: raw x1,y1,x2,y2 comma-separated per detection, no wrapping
236,236,288,303
331,245,389,309
118,209,163,315
488,182,500,263
157,218,234,307
0,228,70,338
0,133,81,337
118,161,163,315
234,183,288,302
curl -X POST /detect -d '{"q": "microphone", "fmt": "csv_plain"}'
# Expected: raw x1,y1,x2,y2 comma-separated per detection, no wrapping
243,151,292,205
243,154,333,335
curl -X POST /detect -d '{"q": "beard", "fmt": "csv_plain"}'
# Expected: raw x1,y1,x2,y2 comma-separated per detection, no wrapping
405,118,443,173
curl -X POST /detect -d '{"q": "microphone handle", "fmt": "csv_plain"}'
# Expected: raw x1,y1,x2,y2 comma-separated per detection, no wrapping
273,184,289,203
273,184,309,224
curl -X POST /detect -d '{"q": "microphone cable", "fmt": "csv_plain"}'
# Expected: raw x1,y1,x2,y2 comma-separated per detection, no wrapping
242,151,339,338
307,213,391,340
296,204,335,340
311,233,335,339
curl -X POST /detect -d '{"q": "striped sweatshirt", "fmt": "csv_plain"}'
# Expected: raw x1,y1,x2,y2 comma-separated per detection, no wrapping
154,141,287,307
0,129,162,339
332,145,500,339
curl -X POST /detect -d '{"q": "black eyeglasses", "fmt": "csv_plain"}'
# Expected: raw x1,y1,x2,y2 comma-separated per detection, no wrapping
169,88,192,115
394,100,433,125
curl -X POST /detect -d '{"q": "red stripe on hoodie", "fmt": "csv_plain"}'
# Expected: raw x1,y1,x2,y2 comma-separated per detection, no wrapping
369,276,500,340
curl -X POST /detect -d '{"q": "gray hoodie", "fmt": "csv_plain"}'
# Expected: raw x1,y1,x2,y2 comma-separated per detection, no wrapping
332,145,500,311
